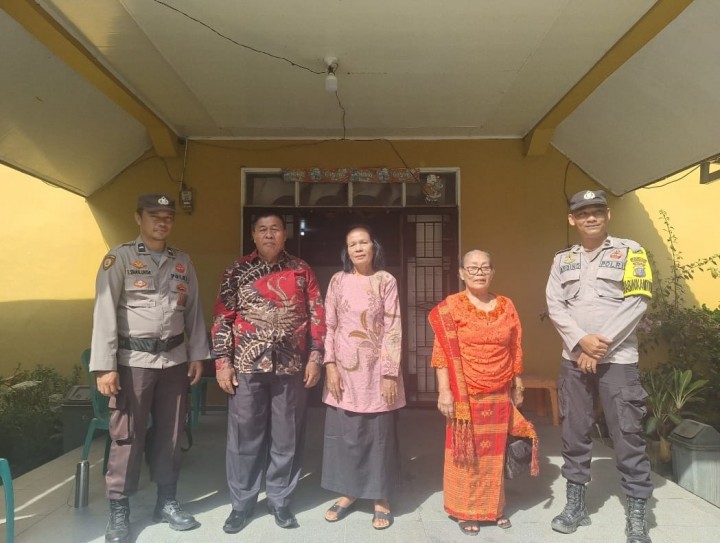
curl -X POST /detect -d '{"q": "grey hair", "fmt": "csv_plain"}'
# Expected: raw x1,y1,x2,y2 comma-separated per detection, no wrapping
460,249,493,268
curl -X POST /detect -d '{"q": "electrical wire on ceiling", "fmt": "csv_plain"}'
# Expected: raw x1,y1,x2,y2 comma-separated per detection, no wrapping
178,139,194,213
101,154,176,187
563,160,572,203
641,164,700,189
152,2,353,139
335,91,347,140
151,0,324,75
563,159,573,248
150,1,419,183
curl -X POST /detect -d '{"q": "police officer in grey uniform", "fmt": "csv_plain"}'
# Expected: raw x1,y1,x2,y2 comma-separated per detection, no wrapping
90,193,210,543
545,190,653,543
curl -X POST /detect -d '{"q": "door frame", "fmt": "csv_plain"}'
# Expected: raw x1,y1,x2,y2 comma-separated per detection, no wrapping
240,167,462,406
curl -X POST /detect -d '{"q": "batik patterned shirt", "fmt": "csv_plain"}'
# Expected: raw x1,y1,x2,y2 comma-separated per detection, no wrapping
212,250,325,374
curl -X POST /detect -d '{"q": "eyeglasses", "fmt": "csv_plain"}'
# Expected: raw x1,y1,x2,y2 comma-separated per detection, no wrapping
463,265,493,276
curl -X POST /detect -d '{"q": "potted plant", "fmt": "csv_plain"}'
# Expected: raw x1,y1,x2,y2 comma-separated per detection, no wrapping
642,367,709,464
637,211,719,471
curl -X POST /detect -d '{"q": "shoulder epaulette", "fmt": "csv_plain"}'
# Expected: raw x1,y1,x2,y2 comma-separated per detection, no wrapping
614,238,642,252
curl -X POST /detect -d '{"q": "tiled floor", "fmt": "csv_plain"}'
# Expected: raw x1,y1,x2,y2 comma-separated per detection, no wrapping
1,407,719,542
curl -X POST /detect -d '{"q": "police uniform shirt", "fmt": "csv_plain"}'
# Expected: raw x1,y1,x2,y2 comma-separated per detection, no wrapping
545,236,652,365
90,236,210,372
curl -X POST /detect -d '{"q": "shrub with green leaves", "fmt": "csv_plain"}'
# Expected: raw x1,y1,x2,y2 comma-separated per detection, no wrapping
639,210,720,430
0,364,81,477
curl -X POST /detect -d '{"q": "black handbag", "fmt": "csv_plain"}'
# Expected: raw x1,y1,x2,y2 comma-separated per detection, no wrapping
504,436,533,479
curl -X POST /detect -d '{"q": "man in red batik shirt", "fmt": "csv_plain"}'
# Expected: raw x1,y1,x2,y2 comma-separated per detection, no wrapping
212,211,325,534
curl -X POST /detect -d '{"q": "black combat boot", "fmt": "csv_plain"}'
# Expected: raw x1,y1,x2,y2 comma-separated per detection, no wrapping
105,498,130,543
152,483,200,531
626,496,652,543
551,481,591,534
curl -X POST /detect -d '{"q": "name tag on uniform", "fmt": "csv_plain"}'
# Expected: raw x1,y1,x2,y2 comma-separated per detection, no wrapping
599,247,627,270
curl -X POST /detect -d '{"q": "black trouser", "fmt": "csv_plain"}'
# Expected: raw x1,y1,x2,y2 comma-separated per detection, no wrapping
106,364,189,499
226,372,308,512
558,359,653,499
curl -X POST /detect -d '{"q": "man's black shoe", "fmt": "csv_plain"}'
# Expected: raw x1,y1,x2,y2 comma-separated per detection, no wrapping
223,509,250,534
268,505,298,529
152,499,200,531
106,498,130,543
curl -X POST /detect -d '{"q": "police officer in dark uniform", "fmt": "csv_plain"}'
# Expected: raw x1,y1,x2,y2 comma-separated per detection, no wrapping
545,190,653,543
90,194,209,543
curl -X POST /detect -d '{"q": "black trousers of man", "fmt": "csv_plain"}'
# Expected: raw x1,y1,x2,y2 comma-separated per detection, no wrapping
226,372,308,513
558,359,653,499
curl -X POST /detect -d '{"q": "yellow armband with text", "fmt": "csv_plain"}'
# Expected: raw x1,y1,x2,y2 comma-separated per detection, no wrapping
623,248,653,298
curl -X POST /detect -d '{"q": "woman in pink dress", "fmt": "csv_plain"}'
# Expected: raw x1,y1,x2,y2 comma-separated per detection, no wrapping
321,225,405,530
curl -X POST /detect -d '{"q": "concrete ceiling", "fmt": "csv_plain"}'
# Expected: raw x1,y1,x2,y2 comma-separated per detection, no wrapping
2,0,718,196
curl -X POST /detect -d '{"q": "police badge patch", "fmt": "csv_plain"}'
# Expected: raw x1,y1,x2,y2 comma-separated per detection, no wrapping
631,255,648,277
102,255,116,271
622,248,653,298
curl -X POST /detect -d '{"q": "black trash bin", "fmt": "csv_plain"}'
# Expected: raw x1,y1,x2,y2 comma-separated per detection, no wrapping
61,385,94,453
668,419,720,507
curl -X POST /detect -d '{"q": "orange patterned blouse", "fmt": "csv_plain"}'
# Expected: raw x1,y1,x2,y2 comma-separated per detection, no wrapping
430,292,523,394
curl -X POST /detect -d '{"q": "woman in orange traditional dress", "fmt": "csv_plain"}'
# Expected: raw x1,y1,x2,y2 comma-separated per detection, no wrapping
429,250,538,536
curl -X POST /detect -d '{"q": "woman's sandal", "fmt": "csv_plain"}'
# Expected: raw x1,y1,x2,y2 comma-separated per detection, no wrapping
324,500,356,522
458,520,480,536
372,510,394,530
497,516,512,529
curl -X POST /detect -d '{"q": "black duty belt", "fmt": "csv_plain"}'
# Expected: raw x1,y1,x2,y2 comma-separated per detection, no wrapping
118,334,185,354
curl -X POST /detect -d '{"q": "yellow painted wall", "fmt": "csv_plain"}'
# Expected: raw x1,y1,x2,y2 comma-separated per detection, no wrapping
612,169,720,308
0,164,107,373
3,139,717,381
87,139,604,380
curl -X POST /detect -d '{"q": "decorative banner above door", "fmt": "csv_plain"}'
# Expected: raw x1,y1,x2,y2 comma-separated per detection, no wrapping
282,167,420,184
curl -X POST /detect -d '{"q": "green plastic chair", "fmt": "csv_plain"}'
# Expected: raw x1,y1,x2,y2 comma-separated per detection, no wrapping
80,349,112,474
190,376,216,427
0,457,14,543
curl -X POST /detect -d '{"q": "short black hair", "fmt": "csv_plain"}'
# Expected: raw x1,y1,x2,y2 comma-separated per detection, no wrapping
251,211,286,231
340,224,386,273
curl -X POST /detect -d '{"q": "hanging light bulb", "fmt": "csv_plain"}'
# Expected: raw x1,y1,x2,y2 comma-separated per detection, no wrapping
324,56,338,93
325,72,338,92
